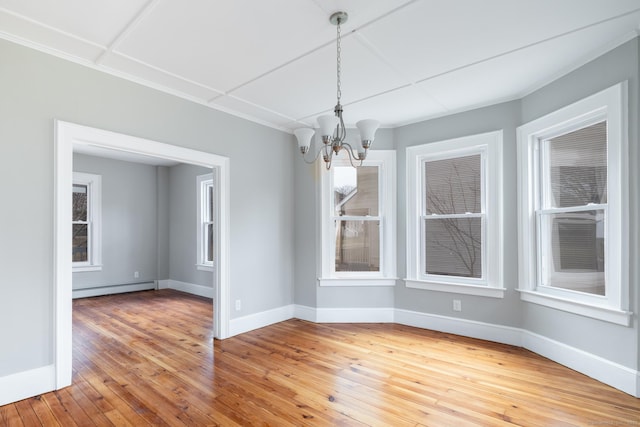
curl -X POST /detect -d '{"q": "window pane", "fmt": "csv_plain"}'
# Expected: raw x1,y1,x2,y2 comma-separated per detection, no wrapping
207,184,214,221
72,184,87,221
335,220,379,272
333,166,379,216
540,210,605,295
72,224,88,262
424,217,482,278
206,223,214,263
425,155,481,214
545,121,607,208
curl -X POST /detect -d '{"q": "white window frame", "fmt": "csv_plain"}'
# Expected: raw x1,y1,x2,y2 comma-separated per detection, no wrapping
517,82,630,325
72,172,102,272
196,173,214,272
318,150,397,287
406,131,504,298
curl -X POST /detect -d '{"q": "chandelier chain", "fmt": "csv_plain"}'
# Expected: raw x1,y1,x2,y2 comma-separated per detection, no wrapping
336,17,342,103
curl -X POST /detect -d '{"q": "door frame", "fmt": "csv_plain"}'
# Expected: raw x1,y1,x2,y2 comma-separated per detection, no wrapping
54,120,230,389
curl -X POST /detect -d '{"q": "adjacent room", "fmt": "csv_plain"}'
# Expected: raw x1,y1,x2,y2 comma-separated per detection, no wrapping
1,1,639,425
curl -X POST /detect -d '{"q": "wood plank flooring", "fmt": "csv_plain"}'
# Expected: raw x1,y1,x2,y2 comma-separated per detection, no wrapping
1,289,639,426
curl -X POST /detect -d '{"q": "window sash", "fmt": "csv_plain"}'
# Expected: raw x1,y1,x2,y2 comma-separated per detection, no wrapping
420,214,486,285
419,150,487,284
333,218,381,273
72,172,101,270
198,176,214,267
72,183,91,265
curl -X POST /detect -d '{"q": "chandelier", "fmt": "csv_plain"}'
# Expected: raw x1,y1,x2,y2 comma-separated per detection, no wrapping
294,11,380,170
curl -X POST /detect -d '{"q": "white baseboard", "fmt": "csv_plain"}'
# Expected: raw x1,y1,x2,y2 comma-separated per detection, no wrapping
522,331,639,397
158,279,213,299
292,305,638,397
72,282,156,299
294,305,395,323
229,304,295,337
394,308,523,347
0,365,56,406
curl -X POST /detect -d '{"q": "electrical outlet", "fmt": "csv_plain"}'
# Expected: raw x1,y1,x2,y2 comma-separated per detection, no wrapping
134,271,139,279
235,300,241,311
453,299,462,312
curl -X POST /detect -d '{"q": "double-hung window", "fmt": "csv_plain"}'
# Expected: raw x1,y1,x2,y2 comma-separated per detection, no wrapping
406,131,503,297
517,82,629,325
319,150,396,286
197,173,214,271
72,172,102,271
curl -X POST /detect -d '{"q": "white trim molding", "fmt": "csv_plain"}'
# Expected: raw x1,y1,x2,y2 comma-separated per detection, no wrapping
0,365,56,406
516,82,630,323
54,120,232,400
229,305,295,337
406,130,504,298
157,279,214,299
318,150,397,285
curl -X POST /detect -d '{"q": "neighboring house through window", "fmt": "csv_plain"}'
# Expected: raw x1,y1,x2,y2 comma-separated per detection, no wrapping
517,82,630,325
197,173,214,271
406,131,504,298
72,172,102,271
319,150,396,286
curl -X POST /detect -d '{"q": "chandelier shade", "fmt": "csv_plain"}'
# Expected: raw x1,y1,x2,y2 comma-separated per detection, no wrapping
295,11,379,170
293,128,315,154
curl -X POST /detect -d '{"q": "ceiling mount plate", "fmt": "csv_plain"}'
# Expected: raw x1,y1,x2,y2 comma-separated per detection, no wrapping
329,11,348,26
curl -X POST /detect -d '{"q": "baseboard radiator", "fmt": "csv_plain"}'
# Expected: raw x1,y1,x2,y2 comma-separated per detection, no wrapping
72,282,156,299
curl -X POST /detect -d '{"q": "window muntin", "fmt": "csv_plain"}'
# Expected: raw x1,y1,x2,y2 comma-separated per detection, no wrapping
405,131,503,298
422,153,484,281
72,172,101,271
319,150,396,285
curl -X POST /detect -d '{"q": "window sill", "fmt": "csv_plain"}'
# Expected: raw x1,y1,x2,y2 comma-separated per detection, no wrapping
518,290,632,326
72,265,102,273
318,277,397,287
196,264,214,272
405,279,505,298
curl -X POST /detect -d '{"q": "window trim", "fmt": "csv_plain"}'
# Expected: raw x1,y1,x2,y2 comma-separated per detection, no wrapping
405,131,504,298
72,172,102,272
196,173,214,272
516,81,630,325
318,150,397,286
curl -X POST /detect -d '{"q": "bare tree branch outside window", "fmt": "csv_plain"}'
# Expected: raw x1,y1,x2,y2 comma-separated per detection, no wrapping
423,155,482,278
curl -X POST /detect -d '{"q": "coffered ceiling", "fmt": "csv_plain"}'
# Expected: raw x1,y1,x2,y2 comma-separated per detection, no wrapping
1,0,639,132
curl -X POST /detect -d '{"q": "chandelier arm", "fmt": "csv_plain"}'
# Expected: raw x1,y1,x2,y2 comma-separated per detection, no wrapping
300,146,325,164
341,142,365,168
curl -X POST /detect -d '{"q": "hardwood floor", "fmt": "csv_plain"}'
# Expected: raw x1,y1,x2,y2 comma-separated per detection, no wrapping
1,289,639,426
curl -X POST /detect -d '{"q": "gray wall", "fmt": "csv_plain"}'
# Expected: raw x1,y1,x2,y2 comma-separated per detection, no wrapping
156,166,170,280
0,37,294,377
294,128,397,310
72,156,214,291
393,38,639,368
168,163,214,287
394,100,522,327
294,38,639,371
519,38,639,368
73,153,158,289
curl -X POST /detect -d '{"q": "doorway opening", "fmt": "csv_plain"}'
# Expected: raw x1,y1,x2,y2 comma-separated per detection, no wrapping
54,120,230,389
